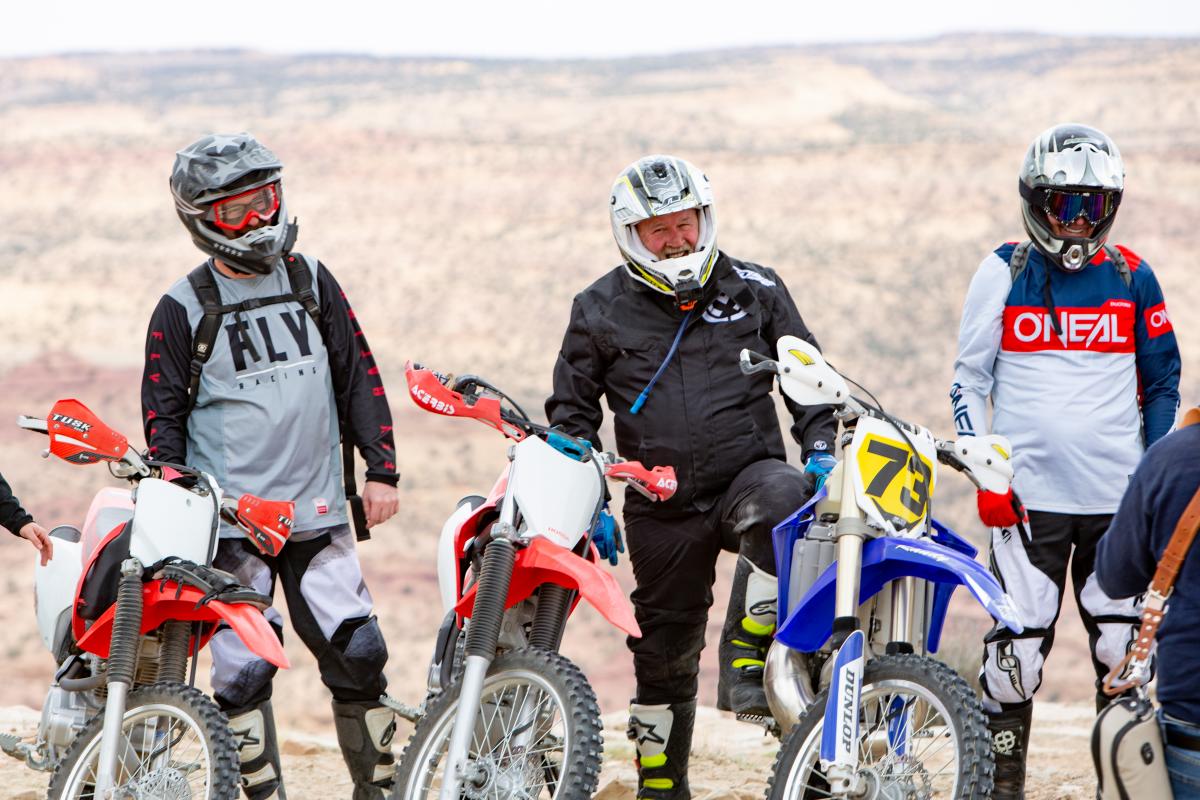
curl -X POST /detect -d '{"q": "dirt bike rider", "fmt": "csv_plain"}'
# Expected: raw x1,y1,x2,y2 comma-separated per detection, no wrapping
142,133,400,799
0,471,53,565
546,155,836,800
950,123,1181,799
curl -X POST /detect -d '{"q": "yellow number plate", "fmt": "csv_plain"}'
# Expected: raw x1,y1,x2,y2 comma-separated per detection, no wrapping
854,432,935,526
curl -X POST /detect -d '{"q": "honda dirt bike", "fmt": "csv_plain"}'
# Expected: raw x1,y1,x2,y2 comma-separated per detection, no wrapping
0,399,293,799
387,363,677,800
737,339,1026,800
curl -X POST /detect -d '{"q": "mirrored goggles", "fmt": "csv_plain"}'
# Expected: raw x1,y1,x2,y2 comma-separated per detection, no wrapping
211,183,280,232
1042,189,1118,225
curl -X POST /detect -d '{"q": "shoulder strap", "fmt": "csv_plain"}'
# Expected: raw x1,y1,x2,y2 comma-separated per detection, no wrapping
1009,242,1033,284
1102,244,1133,289
284,253,321,329
185,264,227,415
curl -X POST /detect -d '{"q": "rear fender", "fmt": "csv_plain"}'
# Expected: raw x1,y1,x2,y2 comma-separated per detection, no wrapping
776,536,1023,652
454,537,640,637
76,581,289,669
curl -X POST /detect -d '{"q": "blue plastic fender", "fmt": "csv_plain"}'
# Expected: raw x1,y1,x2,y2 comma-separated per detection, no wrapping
776,536,1024,653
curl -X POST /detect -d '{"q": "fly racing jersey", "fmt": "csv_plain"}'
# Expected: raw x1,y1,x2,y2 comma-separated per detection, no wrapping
142,256,397,536
951,243,1181,514
546,253,836,513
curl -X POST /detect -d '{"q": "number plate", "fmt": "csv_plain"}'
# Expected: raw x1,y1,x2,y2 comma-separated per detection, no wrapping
847,416,937,534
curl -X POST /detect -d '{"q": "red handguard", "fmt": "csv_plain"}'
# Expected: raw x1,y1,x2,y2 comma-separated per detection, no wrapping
47,399,130,466
977,488,1026,528
404,361,526,441
237,494,295,557
605,461,678,502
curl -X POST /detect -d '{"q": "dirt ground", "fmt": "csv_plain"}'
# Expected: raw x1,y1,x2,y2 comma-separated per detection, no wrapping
0,701,1100,799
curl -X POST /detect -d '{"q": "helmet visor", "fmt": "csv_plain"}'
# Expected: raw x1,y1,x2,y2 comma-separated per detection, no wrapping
211,183,280,232
1042,189,1119,225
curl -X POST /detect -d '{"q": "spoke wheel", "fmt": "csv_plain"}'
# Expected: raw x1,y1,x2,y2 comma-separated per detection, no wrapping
49,682,239,800
767,655,993,800
393,648,602,800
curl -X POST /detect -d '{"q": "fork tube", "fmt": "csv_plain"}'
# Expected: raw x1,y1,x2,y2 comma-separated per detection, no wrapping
439,534,517,800
95,559,145,797
890,577,916,648
832,469,867,629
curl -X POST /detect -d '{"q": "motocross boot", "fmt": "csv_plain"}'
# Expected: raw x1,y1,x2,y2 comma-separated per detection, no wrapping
227,700,287,799
628,700,695,800
716,556,776,717
332,700,398,800
987,703,1032,800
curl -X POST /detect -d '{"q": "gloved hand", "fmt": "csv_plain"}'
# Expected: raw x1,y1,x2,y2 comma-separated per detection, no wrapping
592,506,624,566
803,453,838,491
976,488,1028,528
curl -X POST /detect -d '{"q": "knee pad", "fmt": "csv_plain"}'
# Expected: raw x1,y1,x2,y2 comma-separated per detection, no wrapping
980,631,1048,707
330,615,389,693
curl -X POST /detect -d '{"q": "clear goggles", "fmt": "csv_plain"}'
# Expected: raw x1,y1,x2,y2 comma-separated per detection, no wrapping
1041,188,1119,225
210,183,280,232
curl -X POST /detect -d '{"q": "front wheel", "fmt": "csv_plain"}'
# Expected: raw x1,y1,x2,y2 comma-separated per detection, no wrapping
48,681,240,799
393,648,602,800
766,655,993,800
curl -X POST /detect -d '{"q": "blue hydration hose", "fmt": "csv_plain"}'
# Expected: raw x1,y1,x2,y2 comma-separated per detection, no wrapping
631,310,693,415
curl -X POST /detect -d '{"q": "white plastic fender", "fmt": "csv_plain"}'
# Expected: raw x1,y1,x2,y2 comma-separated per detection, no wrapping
509,436,601,549
35,538,82,651
130,478,217,567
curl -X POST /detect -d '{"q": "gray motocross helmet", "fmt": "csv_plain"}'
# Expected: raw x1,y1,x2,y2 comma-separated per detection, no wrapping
169,133,296,275
1018,123,1124,272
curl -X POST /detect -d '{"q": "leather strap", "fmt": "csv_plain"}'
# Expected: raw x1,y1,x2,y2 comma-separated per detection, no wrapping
1105,467,1200,694
1166,724,1200,752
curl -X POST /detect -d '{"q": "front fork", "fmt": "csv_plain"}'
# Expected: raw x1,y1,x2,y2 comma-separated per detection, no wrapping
94,558,145,798
439,532,517,800
822,482,869,797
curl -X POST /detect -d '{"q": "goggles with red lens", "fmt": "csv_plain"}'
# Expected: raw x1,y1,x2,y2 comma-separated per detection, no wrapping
1041,189,1118,225
211,183,280,232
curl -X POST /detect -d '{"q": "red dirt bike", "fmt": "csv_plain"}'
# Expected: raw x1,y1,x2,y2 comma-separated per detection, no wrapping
388,364,678,800
0,399,293,799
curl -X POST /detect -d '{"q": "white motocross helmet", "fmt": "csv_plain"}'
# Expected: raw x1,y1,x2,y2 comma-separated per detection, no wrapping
1018,123,1124,272
610,155,718,308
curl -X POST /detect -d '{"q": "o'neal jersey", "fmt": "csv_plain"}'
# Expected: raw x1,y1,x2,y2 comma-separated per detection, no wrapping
950,243,1180,514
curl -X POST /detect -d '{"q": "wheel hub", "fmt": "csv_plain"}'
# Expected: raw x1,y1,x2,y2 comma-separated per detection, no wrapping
130,767,193,799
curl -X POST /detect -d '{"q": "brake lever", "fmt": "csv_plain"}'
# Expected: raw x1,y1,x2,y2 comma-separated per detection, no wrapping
739,348,778,377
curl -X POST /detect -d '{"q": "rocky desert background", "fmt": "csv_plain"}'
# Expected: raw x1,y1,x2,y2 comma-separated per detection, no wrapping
1,35,1198,797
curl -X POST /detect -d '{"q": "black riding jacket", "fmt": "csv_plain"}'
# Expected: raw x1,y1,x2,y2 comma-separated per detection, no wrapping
0,472,33,536
546,253,836,514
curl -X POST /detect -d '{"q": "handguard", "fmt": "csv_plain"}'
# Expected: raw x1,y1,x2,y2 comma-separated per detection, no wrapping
404,361,527,441
605,461,678,502
236,495,295,557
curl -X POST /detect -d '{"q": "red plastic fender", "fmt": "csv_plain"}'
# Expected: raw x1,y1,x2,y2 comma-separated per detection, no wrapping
76,581,290,669
454,537,641,638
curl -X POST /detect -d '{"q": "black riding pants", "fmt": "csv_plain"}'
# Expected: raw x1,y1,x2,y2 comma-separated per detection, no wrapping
623,458,811,705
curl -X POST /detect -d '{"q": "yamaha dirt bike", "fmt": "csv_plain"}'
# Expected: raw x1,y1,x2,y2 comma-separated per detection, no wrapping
738,339,1026,800
387,363,677,800
0,399,293,799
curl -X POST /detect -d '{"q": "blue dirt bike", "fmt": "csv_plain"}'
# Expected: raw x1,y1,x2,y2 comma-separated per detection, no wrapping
739,338,1025,800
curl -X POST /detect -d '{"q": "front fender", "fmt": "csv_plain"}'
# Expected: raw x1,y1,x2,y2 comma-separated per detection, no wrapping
455,537,641,638
76,581,290,669
775,536,1024,652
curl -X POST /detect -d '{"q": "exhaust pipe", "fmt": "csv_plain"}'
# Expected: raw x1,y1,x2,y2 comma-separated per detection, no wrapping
763,641,816,735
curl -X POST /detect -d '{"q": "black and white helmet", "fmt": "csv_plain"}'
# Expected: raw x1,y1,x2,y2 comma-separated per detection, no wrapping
1019,123,1124,272
169,133,296,275
610,155,717,306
